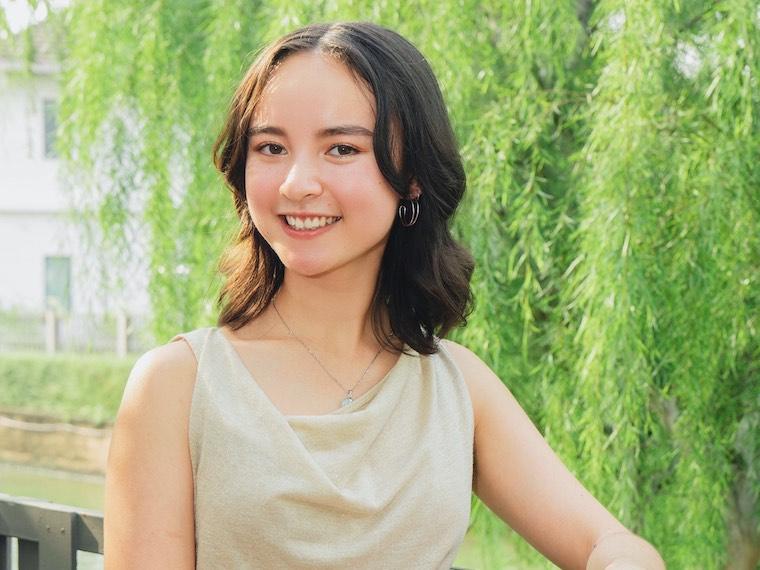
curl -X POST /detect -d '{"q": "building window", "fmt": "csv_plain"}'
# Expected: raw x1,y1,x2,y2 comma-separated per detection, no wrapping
43,99,58,158
45,256,71,312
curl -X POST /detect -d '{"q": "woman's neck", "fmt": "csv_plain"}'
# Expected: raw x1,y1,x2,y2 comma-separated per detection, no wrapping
269,268,386,356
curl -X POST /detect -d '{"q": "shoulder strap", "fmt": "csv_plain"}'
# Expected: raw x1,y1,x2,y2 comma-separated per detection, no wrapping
170,327,214,365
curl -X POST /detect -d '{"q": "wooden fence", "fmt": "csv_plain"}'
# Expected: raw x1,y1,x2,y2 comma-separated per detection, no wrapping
0,311,152,356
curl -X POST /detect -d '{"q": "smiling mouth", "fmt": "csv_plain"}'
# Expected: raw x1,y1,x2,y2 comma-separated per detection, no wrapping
283,215,342,231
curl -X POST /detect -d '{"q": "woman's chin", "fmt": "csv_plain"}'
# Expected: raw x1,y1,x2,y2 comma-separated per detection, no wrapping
280,257,338,279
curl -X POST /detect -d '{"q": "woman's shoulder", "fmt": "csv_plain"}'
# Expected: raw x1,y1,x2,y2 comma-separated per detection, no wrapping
138,336,198,378
437,339,501,430
437,338,489,379
118,335,199,426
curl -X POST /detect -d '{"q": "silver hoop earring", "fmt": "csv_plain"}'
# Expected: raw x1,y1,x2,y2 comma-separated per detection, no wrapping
398,198,420,227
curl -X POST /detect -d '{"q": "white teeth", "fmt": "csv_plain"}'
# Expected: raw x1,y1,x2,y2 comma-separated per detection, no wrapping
285,215,340,230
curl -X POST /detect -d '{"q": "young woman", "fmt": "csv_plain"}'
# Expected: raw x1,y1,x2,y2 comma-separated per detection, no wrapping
104,22,666,570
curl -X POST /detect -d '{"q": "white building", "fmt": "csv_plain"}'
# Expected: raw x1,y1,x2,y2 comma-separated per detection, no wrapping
0,22,151,351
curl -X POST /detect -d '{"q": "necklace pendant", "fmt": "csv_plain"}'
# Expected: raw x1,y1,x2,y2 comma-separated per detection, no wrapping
340,391,353,407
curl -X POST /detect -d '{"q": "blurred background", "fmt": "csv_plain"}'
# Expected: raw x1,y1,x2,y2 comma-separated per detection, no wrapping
0,0,758,568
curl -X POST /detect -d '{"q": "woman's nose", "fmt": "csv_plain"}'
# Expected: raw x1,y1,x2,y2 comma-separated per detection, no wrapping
279,157,323,202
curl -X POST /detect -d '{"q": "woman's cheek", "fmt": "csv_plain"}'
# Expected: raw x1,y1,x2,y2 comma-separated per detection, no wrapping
246,169,280,205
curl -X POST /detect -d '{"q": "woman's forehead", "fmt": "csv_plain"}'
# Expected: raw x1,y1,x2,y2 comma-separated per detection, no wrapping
252,51,376,130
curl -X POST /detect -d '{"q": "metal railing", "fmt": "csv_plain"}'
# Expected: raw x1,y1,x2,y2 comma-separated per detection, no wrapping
0,493,102,570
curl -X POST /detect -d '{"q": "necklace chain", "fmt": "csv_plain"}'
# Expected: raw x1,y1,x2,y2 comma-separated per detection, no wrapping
271,297,383,407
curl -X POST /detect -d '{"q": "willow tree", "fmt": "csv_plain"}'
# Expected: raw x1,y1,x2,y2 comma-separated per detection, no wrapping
11,0,757,567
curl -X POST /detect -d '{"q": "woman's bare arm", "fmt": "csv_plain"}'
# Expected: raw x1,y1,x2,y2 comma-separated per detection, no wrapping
104,340,197,569
586,530,665,569
443,340,665,570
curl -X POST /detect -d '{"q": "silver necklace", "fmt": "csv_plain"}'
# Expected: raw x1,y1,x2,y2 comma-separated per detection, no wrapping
271,297,383,407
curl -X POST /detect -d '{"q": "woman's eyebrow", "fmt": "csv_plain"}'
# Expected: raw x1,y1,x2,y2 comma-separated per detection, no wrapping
318,125,374,137
247,125,374,138
247,125,285,137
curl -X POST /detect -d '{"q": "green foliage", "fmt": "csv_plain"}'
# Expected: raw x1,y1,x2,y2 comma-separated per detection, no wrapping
0,352,135,426
16,0,758,567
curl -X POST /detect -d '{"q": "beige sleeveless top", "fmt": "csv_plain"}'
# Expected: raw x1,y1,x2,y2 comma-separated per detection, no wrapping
173,327,474,569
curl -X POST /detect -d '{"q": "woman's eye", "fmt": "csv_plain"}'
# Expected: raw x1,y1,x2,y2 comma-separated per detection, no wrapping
328,144,358,157
259,143,286,155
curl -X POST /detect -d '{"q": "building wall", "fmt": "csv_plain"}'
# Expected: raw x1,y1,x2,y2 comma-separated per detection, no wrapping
0,67,150,317
0,211,67,309
0,73,62,211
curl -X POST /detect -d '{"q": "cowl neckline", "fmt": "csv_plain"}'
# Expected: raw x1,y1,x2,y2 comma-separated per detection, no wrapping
213,326,413,420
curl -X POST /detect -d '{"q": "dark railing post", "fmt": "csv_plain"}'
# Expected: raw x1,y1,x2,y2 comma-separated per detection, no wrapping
0,535,11,570
0,493,102,570
18,539,39,570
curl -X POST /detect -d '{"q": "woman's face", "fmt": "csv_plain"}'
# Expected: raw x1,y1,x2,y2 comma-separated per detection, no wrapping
244,51,400,279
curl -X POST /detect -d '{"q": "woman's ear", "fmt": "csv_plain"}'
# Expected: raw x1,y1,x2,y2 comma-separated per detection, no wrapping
409,180,422,200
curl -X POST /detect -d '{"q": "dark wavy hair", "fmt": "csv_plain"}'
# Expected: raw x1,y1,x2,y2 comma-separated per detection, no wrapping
213,22,473,355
